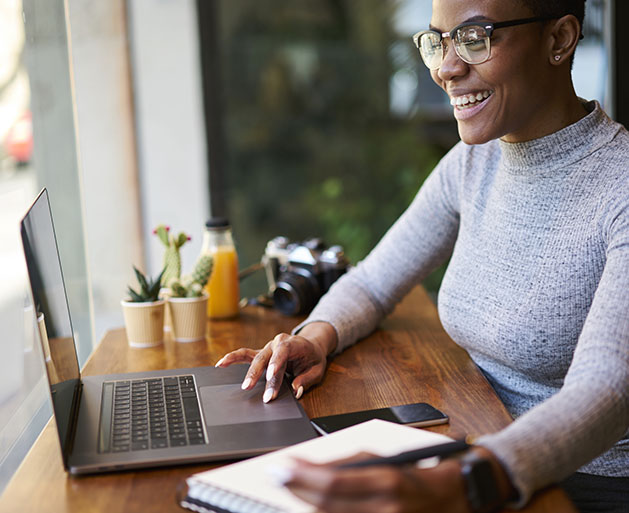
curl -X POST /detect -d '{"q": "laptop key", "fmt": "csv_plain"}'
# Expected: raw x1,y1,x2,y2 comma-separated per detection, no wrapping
183,399,201,421
105,375,207,453
98,382,114,453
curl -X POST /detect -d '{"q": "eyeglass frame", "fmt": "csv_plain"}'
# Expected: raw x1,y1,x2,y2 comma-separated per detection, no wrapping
412,16,581,70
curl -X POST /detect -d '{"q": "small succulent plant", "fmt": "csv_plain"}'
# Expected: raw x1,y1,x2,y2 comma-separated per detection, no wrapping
168,254,213,298
153,225,191,287
126,266,165,303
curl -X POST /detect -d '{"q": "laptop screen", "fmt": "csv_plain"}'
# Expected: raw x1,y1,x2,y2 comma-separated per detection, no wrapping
20,188,81,460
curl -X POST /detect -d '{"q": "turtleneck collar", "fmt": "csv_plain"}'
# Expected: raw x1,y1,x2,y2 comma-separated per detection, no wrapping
498,100,620,175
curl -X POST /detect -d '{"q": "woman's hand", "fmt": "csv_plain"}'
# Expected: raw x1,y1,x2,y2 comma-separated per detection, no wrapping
281,447,517,513
214,321,338,402
283,456,471,513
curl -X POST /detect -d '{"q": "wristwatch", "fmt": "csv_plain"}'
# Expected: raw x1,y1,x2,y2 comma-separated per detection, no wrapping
460,451,502,513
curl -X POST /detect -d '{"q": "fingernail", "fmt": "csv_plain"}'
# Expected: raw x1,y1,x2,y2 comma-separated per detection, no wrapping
263,388,274,403
241,377,252,390
215,356,225,367
294,385,304,400
266,364,275,382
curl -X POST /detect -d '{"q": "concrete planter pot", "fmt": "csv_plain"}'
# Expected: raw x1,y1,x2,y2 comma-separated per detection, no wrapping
167,294,208,342
120,299,165,348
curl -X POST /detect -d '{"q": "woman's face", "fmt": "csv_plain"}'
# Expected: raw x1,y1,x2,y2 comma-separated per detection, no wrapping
430,0,555,144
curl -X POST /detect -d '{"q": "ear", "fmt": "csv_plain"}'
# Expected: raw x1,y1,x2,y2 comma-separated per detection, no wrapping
547,14,581,66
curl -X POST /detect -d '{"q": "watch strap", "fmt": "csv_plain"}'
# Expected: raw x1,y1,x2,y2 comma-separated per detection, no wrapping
460,451,502,513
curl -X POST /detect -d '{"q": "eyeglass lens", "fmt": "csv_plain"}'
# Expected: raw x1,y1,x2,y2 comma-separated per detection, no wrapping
418,25,491,69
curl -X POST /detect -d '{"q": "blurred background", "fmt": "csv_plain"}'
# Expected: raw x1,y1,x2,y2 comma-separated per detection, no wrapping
200,0,609,298
0,0,619,494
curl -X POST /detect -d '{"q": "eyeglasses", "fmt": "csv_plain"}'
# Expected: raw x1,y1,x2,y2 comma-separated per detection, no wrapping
412,16,554,70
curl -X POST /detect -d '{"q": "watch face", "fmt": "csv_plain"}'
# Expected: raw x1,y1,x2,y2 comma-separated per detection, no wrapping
461,454,500,512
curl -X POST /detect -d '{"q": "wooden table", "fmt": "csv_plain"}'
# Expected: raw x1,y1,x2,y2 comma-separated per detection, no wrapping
0,286,576,512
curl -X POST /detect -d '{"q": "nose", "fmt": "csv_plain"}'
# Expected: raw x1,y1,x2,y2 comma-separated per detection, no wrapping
436,40,469,82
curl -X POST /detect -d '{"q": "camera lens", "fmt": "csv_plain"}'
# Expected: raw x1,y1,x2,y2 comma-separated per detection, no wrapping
273,270,320,316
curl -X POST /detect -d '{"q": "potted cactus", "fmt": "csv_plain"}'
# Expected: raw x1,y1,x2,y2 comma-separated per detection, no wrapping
153,224,191,287
167,254,213,342
121,266,166,347
153,225,191,331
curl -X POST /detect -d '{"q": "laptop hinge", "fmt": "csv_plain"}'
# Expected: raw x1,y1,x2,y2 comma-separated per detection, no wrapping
63,380,83,467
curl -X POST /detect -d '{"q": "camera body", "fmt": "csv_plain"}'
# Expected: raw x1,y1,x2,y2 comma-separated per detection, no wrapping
263,237,350,316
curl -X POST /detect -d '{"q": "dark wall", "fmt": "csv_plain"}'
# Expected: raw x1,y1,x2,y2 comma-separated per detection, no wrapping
614,0,629,127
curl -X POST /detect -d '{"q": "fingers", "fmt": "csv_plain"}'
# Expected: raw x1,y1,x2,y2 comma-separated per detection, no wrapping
288,487,393,513
215,332,328,403
288,461,402,497
290,363,326,398
214,348,259,367
284,462,405,513
263,334,292,402
241,347,273,392
214,346,273,393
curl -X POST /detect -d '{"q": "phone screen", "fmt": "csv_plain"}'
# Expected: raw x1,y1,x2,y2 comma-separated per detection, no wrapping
310,402,448,435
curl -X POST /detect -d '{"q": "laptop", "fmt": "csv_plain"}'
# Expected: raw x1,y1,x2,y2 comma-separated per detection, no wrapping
20,188,316,474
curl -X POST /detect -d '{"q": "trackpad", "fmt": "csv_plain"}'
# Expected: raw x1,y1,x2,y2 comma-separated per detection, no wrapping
199,382,302,427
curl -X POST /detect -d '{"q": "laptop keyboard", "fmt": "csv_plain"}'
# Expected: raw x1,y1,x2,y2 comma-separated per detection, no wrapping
99,375,207,453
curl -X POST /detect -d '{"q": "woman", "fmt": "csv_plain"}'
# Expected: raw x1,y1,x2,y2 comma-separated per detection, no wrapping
217,0,629,511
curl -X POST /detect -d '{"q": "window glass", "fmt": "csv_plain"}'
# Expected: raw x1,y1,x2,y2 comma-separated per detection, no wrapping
210,0,456,300
574,0,608,106
0,0,92,493
206,0,609,302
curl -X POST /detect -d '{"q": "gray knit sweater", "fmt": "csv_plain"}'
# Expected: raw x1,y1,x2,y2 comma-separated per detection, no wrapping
296,100,629,504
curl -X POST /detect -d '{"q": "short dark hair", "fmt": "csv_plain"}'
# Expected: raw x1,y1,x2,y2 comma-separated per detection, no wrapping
517,0,586,66
517,0,586,30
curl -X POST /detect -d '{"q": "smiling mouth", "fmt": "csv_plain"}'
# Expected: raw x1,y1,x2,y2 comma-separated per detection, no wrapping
450,90,493,109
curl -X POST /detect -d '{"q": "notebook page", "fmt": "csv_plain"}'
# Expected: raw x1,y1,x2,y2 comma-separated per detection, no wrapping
186,419,452,513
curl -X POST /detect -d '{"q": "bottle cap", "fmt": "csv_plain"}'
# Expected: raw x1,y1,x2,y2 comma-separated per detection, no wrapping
205,217,230,230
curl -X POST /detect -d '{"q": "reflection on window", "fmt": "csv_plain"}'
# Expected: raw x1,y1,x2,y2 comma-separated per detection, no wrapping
203,0,609,300
574,0,608,106
0,0,92,493
205,0,457,299
0,0,45,494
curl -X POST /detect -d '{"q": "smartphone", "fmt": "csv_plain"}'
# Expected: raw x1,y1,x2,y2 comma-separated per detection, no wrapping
310,402,449,435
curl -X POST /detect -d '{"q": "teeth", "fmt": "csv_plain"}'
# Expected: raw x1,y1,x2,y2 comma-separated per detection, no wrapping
450,90,492,107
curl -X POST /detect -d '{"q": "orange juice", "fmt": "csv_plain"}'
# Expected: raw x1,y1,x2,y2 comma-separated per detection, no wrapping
201,217,240,318
205,246,240,318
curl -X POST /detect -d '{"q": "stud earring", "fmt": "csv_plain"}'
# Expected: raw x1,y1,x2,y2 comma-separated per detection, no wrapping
554,55,561,61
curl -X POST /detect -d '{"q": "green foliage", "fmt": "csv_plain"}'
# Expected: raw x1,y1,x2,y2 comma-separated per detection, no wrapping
190,254,213,288
153,224,191,286
168,254,213,298
215,0,458,298
168,279,188,298
127,266,164,303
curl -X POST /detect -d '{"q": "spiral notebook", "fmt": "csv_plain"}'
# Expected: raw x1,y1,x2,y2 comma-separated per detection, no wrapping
180,419,452,513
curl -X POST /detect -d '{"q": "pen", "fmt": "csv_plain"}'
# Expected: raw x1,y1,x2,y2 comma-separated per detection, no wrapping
337,439,470,469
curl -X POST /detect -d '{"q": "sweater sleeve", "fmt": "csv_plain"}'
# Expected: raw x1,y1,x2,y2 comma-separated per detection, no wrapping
478,198,629,507
293,142,466,353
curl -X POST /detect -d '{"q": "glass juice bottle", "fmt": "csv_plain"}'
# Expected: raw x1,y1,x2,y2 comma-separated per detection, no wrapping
201,218,240,318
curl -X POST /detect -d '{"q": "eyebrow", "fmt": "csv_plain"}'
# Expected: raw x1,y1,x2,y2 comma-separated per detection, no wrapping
429,14,489,32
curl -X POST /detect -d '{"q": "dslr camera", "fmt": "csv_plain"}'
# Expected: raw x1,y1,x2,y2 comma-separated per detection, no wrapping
262,237,350,316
